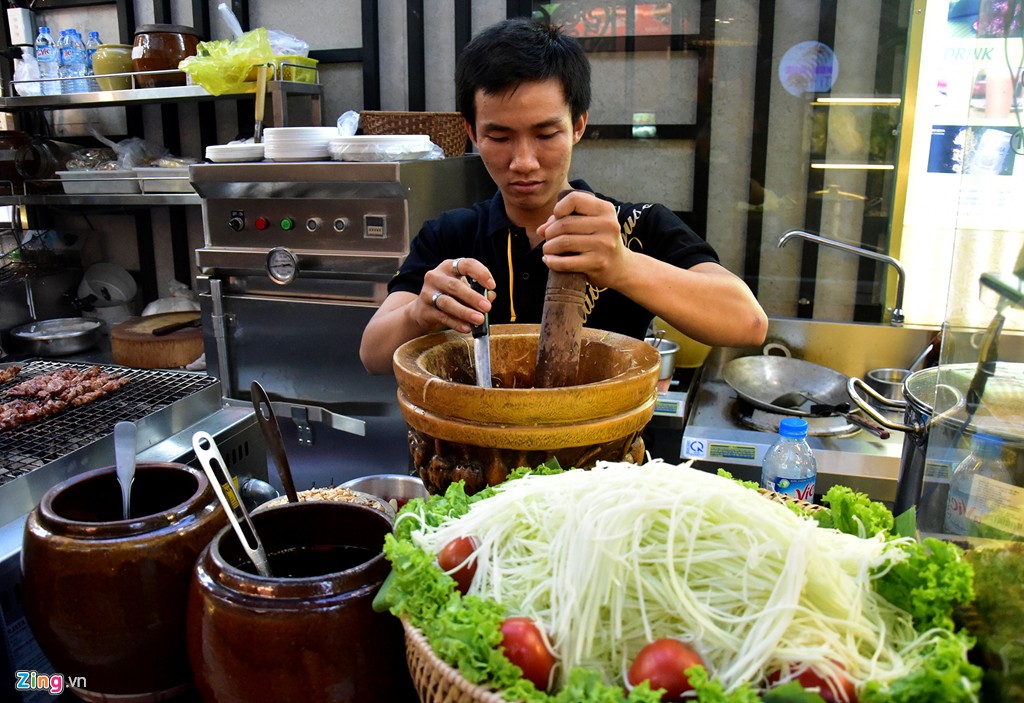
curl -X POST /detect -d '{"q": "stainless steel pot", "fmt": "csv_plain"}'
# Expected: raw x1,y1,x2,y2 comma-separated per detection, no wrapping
849,362,1024,514
11,317,102,357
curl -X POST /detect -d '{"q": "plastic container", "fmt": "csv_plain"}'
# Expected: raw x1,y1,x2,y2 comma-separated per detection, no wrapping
944,433,1017,538
34,27,60,96
244,55,319,84
760,416,817,503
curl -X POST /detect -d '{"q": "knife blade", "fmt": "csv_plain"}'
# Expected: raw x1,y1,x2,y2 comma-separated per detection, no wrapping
469,279,491,388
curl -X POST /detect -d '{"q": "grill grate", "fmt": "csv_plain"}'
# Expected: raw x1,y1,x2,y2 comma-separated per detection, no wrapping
0,360,217,484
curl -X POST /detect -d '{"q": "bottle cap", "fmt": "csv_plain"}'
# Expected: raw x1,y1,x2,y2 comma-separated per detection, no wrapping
778,416,809,439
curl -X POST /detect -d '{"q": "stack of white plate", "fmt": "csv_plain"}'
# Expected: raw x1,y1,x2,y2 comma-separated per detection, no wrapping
264,127,340,161
205,143,265,163
328,134,433,162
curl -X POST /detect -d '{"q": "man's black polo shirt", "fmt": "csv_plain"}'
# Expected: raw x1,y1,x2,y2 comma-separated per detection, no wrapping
388,179,719,340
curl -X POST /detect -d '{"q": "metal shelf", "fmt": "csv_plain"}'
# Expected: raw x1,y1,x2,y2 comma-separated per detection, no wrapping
0,79,323,112
0,193,201,207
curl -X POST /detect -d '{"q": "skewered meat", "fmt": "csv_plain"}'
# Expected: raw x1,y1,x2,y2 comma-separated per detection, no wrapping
0,366,129,430
0,365,21,384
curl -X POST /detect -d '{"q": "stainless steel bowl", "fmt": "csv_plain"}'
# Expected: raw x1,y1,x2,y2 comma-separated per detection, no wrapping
341,474,430,509
11,317,102,357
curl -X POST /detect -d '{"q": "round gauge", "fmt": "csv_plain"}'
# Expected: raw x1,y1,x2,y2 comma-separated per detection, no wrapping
266,247,298,284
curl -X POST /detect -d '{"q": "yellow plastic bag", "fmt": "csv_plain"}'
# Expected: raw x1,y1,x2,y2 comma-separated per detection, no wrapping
179,28,275,96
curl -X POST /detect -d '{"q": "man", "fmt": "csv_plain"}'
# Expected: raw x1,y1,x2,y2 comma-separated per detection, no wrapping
360,18,767,374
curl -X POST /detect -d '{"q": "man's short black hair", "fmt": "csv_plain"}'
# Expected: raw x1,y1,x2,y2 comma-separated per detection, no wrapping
456,18,591,131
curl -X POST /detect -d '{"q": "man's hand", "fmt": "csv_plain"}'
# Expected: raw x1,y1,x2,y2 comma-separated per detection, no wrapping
418,257,495,334
535,190,631,289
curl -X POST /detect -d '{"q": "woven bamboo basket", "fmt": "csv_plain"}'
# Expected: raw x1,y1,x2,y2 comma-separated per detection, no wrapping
403,619,505,703
400,489,821,703
360,111,468,157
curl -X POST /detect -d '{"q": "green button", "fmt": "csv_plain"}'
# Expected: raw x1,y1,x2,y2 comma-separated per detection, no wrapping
280,217,295,231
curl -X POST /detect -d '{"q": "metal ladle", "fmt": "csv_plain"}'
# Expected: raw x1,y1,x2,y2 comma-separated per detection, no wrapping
114,421,136,520
192,430,272,577
251,380,299,504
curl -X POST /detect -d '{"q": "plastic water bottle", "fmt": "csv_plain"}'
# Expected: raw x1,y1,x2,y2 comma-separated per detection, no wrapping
59,29,88,94
761,417,817,503
944,433,1015,537
85,31,101,91
34,26,60,95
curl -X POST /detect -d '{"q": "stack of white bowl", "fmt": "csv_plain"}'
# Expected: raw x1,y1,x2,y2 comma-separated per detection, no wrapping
328,134,433,162
264,127,340,161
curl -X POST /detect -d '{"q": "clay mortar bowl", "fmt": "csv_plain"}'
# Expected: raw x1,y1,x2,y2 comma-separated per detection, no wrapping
393,323,660,494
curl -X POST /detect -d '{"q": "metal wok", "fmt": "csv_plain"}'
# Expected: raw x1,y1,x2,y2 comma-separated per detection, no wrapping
723,355,852,416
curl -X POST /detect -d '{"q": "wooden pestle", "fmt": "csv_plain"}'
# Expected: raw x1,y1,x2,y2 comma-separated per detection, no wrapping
534,190,589,388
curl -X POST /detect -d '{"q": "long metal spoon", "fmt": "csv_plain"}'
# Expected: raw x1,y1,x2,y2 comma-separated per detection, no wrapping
251,381,299,503
192,430,272,577
114,421,136,520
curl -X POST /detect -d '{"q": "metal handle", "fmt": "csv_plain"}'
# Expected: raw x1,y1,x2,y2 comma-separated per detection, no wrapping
192,430,272,577
847,377,912,432
469,278,489,339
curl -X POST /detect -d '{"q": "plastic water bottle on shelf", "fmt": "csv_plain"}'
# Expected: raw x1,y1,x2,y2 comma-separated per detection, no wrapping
59,29,88,94
760,417,817,503
34,26,61,95
85,31,101,91
944,432,1017,538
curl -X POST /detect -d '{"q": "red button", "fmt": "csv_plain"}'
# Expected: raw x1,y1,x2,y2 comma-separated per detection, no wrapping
254,216,270,231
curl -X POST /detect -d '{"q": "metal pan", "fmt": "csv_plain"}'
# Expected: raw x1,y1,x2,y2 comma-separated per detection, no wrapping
11,317,102,357
723,355,851,416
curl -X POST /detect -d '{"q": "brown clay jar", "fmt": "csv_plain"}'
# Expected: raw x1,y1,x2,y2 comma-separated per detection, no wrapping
132,24,200,88
21,462,226,703
187,501,415,703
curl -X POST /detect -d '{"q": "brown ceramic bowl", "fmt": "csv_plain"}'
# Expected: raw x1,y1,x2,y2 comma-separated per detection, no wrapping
21,463,226,702
132,24,200,88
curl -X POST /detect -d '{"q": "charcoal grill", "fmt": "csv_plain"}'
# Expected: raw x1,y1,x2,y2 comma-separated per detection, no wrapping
0,358,266,533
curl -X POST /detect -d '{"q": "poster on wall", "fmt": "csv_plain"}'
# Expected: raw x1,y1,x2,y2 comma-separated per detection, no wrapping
903,0,1023,232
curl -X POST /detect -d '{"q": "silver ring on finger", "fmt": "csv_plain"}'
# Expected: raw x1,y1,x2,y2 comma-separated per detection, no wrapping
431,290,445,310
452,258,462,276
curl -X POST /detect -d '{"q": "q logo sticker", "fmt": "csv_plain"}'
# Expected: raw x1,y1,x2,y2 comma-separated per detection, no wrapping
685,439,707,458
779,41,839,96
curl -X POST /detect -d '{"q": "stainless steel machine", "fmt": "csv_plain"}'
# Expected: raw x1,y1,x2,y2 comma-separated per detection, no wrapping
191,156,496,486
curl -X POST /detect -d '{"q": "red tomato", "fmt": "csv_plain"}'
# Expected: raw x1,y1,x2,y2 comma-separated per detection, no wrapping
436,536,477,594
627,638,704,701
499,617,556,691
768,662,857,703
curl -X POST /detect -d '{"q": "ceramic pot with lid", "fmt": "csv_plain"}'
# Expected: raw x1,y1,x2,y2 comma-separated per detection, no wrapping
21,463,226,702
849,362,1024,525
132,24,200,88
187,500,415,702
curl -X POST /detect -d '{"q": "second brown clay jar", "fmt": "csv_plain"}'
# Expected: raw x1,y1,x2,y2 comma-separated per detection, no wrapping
187,500,415,702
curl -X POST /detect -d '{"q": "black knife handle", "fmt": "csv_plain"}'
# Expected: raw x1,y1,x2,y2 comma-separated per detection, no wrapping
469,279,489,339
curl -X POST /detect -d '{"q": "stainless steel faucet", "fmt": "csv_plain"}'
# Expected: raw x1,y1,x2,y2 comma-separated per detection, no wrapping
777,229,905,326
